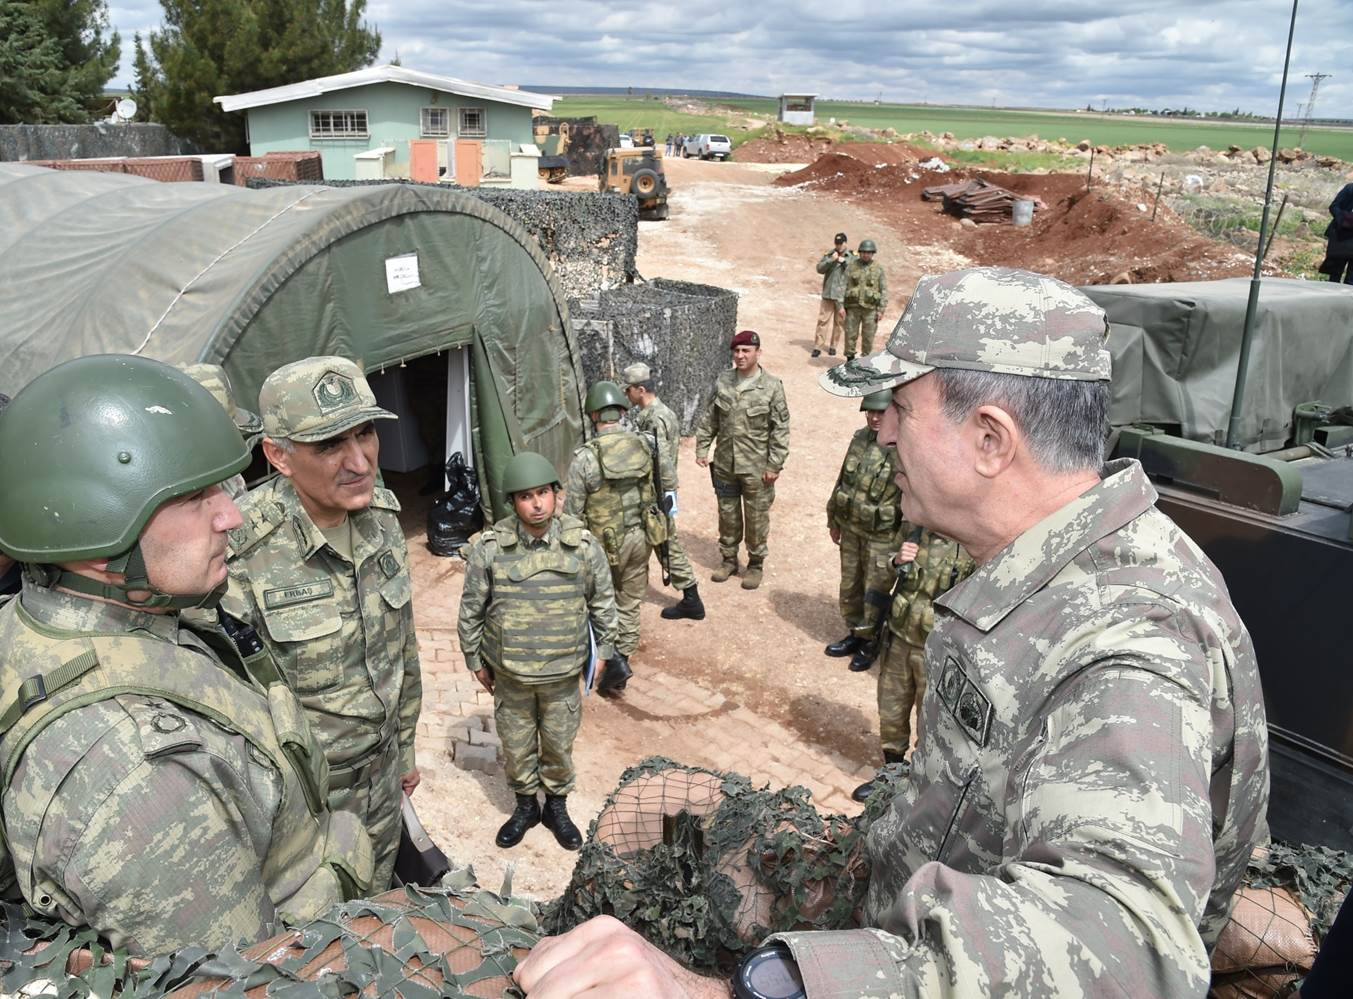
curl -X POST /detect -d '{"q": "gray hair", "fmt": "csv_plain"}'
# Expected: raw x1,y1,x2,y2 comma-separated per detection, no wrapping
268,436,296,454
932,368,1109,474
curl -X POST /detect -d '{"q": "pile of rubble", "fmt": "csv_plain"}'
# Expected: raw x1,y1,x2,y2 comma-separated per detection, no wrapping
922,178,1047,223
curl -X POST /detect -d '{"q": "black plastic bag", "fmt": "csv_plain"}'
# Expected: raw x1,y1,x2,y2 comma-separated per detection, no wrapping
427,452,483,556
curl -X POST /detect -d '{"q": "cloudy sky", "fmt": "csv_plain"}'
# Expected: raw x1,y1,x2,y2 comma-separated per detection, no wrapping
108,0,1350,115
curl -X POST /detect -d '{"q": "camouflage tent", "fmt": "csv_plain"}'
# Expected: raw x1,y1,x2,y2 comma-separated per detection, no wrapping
0,163,587,518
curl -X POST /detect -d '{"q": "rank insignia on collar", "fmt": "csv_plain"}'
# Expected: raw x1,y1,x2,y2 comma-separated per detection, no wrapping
937,655,994,747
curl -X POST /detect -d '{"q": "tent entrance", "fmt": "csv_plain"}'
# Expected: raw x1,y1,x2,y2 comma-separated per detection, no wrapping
368,348,473,490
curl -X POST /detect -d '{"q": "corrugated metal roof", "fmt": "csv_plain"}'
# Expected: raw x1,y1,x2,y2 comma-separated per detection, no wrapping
214,64,555,113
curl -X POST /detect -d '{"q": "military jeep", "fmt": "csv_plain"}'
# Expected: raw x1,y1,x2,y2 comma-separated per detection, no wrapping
599,147,670,221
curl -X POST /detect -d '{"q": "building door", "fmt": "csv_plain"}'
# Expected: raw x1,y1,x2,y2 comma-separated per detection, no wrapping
409,140,440,182
454,140,483,186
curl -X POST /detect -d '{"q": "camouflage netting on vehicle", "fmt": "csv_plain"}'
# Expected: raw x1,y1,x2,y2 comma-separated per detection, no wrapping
0,868,539,999
541,756,906,972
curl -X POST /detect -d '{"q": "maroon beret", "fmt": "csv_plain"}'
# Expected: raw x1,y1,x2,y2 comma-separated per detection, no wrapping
730,330,761,348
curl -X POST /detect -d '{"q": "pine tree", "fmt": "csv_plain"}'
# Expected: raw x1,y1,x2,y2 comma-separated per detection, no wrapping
0,0,120,124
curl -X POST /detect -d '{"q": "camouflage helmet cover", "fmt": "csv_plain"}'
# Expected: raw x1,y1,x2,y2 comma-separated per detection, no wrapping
179,362,264,446
859,389,893,412
857,239,878,253
584,380,627,416
820,267,1111,398
501,451,560,496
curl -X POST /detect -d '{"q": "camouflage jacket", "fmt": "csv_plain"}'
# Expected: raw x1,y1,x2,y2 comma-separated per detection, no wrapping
887,529,976,648
0,584,372,955
775,460,1269,997
826,427,902,539
224,475,422,776
843,258,887,310
816,249,854,302
694,367,790,476
563,425,673,538
457,514,619,679
630,397,682,491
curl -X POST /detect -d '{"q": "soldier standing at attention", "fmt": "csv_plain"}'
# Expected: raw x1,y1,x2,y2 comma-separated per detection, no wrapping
824,389,905,672
811,232,852,358
852,527,976,802
694,330,790,590
622,362,704,622
458,451,619,851
842,239,887,361
225,356,421,893
0,355,372,955
565,381,676,692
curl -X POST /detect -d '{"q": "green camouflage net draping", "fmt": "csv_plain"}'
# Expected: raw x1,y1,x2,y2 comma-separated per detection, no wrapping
0,868,539,999
541,755,908,972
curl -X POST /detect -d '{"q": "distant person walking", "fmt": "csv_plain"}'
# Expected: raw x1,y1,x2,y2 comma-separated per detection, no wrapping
812,232,852,358
1320,178,1353,284
664,134,674,157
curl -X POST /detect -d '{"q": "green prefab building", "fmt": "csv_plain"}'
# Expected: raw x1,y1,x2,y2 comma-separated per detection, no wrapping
0,163,587,519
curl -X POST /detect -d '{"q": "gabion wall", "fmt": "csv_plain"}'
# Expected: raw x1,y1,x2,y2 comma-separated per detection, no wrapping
571,278,737,435
0,123,198,162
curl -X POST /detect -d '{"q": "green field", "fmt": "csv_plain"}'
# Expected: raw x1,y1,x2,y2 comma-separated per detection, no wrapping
553,96,1353,161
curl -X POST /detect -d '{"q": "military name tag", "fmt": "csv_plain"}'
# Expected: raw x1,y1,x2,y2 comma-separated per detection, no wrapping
263,580,335,609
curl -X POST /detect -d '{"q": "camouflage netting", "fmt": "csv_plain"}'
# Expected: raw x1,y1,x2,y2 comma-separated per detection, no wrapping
572,280,739,435
541,756,905,972
0,123,199,162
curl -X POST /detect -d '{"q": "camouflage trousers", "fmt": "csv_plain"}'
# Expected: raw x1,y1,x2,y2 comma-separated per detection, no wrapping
651,516,696,592
494,671,582,796
610,526,651,655
711,468,775,563
877,629,926,758
843,305,879,357
813,298,845,351
327,733,403,891
838,529,900,639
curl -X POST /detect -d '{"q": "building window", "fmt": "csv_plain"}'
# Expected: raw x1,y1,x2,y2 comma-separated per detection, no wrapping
421,107,449,137
309,109,368,139
458,107,486,137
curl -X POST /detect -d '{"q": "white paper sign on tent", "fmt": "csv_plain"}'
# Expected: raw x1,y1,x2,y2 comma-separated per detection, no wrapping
385,253,421,294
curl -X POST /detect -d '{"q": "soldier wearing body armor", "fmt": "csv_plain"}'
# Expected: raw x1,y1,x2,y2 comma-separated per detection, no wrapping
622,362,704,622
852,527,976,802
842,239,888,360
565,381,676,690
0,355,372,956
458,451,619,851
825,389,905,672
224,356,422,893
178,362,264,501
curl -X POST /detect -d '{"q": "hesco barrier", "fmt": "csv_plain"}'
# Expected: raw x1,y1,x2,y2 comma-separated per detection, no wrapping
571,278,737,435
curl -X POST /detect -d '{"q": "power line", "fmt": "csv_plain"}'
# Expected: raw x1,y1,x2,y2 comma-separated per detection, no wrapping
1299,72,1330,146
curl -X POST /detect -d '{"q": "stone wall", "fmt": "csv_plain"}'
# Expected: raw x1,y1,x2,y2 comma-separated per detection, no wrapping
0,123,198,162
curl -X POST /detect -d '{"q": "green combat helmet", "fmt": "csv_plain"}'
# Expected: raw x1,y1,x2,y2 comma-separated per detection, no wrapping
584,380,628,421
860,389,892,412
501,451,560,497
0,354,250,609
858,239,878,253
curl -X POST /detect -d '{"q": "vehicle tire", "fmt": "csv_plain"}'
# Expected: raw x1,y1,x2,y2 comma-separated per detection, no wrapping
632,169,660,197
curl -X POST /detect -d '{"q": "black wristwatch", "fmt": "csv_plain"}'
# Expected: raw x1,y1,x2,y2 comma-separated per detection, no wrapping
730,943,805,999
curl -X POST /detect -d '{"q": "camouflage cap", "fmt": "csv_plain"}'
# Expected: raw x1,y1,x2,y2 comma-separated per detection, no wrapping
179,362,263,444
819,267,1111,398
260,356,396,443
622,362,652,385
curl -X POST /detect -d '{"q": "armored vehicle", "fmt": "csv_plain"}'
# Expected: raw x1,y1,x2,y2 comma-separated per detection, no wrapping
599,147,670,221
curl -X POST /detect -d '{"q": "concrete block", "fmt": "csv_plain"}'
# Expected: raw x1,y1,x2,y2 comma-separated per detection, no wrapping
454,742,497,773
468,728,502,749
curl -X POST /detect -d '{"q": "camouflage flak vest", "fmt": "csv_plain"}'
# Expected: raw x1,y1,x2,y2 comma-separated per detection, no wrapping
584,433,656,539
845,262,884,308
0,603,373,916
483,517,592,684
889,530,976,648
830,430,901,535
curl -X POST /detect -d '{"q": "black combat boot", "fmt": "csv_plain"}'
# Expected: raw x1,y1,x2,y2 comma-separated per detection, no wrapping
660,585,706,620
848,640,879,672
824,635,863,658
597,653,633,695
495,793,540,848
542,794,583,850
852,750,907,803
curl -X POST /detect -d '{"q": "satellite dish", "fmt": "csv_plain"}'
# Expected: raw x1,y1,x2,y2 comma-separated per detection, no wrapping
115,97,137,121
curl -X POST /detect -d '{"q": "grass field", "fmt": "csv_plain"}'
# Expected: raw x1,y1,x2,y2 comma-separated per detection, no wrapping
553,96,1353,161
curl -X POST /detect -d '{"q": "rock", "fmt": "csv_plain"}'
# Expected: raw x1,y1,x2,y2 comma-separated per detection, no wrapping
1227,144,1244,156
1252,146,1270,164
959,217,977,229
941,131,954,140
1277,148,1302,163
1318,156,1342,168
1136,203,1148,213
1076,139,1093,151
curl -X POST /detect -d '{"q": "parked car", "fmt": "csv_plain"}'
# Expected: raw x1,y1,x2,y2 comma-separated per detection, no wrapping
682,134,732,161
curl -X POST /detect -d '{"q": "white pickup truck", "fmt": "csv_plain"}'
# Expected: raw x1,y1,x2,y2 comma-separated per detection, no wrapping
682,133,732,161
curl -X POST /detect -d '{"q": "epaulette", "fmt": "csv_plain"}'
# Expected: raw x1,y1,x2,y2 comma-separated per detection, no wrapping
370,486,401,513
558,514,587,547
228,498,287,558
491,516,518,548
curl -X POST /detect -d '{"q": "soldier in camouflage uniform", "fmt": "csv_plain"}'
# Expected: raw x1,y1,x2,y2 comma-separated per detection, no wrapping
565,381,676,691
852,527,976,802
178,362,263,500
622,362,704,621
516,267,1270,997
225,357,421,893
694,330,790,590
824,389,904,672
0,355,372,956
458,451,619,851
842,239,887,360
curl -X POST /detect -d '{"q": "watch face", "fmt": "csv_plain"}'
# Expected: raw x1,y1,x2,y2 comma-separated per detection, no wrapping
735,945,806,999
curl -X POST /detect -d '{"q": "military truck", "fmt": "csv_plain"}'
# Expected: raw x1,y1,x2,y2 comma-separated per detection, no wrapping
599,147,670,221
1088,276,1353,853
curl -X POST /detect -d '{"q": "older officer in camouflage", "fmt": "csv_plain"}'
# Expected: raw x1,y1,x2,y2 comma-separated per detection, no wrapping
458,451,619,851
824,389,904,672
565,381,676,690
515,267,1270,998
842,239,887,361
694,330,790,590
622,362,704,622
225,356,421,893
852,527,976,801
0,355,372,956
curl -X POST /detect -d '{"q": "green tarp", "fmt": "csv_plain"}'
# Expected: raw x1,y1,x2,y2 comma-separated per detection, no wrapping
1085,277,1353,452
0,163,586,517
